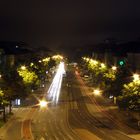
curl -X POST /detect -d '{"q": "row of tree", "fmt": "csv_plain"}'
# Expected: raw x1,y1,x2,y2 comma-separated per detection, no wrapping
81,57,140,111
0,54,62,121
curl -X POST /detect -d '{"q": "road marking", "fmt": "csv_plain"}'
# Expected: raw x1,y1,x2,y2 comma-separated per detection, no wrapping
54,136,59,140
22,119,33,140
21,108,36,140
40,137,45,140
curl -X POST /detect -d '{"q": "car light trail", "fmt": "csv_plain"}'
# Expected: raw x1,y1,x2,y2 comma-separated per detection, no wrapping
47,62,65,104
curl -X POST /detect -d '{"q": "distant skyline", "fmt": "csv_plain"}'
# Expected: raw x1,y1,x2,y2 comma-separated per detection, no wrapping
0,0,140,55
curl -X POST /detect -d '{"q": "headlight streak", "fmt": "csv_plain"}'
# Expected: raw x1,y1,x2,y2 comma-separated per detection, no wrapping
47,62,65,104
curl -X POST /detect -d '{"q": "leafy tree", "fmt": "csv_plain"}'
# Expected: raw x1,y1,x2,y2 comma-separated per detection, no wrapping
28,57,56,85
103,69,117,97
0,89,4,106
0,89,8,122
0,68,26,113
112,66,131,97
52,55,63,64
17,66,39,91
81,57,130,97
117,81,140,110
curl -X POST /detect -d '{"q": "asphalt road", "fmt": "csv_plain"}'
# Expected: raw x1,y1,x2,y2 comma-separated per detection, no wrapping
31,81,80,140
0,68,136,140
67,69,135,140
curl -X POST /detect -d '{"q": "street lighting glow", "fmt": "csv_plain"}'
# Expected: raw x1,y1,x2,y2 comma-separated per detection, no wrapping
90,59,98,65
30,63,34,66
21,66,26,70
39,100,47,108
133,73,139,81
82,57,89,61
93,89,101,96
112,66,117,71
42,57,50,62
101,63,106,68
52,55,63,60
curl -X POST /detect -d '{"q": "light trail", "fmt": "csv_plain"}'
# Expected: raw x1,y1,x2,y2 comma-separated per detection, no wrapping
47,62,65,104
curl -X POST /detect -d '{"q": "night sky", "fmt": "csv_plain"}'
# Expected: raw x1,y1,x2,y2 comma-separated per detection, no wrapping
0,0,140,55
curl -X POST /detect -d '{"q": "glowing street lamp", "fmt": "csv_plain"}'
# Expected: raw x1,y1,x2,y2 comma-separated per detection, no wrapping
39,100,48,108
90,59,98,65
52,55,63,60
42,57,50,62
21,66,26,70
101,63,106,68
86,58,90,61
30,63,34,66
82,57,86,60
133,73,139,82
112,66,117,71
93,89,101,96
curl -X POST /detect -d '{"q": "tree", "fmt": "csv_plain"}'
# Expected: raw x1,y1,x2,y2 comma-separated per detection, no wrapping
81,57,130,97
112,66,131,97
117,81,140,110
52,55,63,64
17,66,39,91
1,68,26,114
0,89,8,122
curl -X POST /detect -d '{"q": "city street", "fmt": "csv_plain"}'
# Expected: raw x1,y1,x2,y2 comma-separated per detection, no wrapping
0,1,140,140
0,65,139,140
67,69,136,140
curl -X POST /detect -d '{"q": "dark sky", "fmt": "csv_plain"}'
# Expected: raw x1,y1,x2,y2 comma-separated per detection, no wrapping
0,0,140,54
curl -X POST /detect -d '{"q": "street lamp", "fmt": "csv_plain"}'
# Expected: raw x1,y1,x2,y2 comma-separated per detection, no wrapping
86,58,90,61
21,66,26,70
101,63,106,68
39,100,48,108
30,62,34,66
112,66,117,71
133,73,139,82
90,59,98,65
93,89,101,96
42,57,50,62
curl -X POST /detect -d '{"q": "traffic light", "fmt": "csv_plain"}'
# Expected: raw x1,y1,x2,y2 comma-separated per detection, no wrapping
118,60,125,66
119,60,125,66
118,59,126,67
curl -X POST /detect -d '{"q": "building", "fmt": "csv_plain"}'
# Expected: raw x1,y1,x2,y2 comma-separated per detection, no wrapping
0,41,32,73
90,40,140,72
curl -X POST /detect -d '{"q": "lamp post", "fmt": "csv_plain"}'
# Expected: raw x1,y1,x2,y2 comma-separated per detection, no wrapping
93,89,101,96
133,73,139,82
21,65,26,70
39,100,48,108
112,66,117,71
